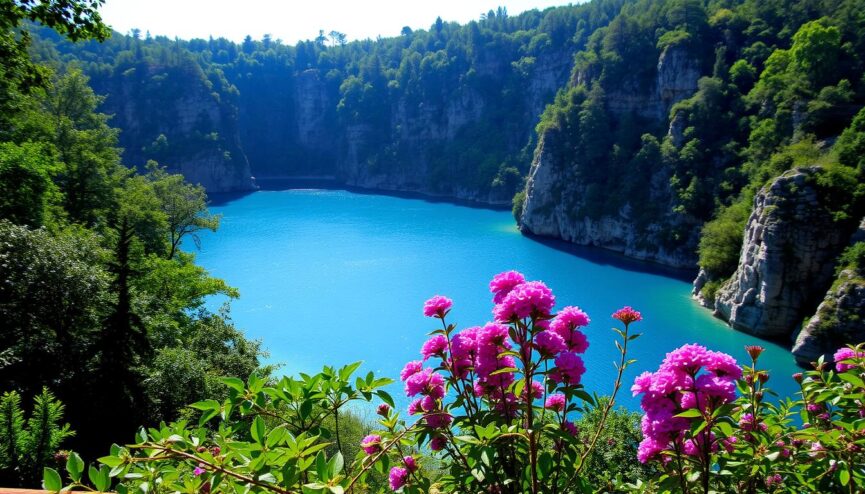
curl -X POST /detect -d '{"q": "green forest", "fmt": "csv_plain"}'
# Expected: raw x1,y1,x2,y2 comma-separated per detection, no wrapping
2,0,865,492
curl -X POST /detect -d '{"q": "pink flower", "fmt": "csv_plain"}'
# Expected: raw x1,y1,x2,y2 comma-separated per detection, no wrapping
424,410,453,428
489,270,526,303
430,435,447,451
193,465,205,476
765,473,782,488
544,393,566,412
612,306,642,324
562,420,578,436
550,352,585,385
660,344,709,375
404,368,445,398
423,295,452,318
631,371,653,396
521,380,544,400
834,347,863,372
535,330,566,356
389,466,409,490
637,437,666,463
704,351,743,380
361,434,382,455
493,281,555,322
421,335,448,360
408,398,423,415
403,456,418,473
550,306,590,330
400,360,423,381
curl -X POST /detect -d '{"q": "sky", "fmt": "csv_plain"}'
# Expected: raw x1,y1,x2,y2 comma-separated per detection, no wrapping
100,0,578,44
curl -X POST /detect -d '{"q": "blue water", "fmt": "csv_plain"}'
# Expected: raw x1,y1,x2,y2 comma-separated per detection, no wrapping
196,189,800,410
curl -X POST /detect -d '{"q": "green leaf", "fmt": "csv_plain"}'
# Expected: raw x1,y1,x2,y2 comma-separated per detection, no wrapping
489,367,519,376
43,467,62,492
98,455,123,468
675,409,703,418
251,415,266,443
375,390,395,408
839,468,850,486
90,465,111,492
221,377,245,393
66,451,84,482
339,361,363,381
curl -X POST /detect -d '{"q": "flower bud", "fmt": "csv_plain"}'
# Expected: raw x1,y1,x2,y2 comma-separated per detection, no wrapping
745,345,764,361
792,372,803,383
377,403,391,416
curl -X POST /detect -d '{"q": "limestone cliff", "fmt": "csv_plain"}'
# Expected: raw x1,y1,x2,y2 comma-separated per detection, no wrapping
712,167,860,338
791,269,865,365
96,61,256,192
332,47,576,205
791,220,865,364
518,44,704,267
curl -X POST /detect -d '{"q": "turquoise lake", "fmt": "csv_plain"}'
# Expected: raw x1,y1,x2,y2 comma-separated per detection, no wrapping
197,189,801,410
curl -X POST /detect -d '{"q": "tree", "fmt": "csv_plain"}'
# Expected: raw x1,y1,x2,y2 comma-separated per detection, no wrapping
0,142,60,227
146,162,220,259
0,389,73,487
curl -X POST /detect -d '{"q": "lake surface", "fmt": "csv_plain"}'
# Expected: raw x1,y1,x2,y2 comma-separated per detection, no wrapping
197,189,801,410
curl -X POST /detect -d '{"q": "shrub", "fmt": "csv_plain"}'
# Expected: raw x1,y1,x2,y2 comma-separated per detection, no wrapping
44,274,865,494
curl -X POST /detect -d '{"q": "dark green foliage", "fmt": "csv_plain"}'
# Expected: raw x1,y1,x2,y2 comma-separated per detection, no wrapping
0,141,59,226
0,388,73,487
575,397,659,488
0,3,263,467
837,241,865,275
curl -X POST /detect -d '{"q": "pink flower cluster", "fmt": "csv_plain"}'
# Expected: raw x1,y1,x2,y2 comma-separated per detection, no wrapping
612,306,642,325
834,346,864,372
401,361,451,429
631,344,742,463
388,456,418,490
423,295,452,318
361,434,382,455
419,273,591,411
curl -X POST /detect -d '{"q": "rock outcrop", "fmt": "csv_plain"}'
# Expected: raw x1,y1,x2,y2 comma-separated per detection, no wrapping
518,43,703,267
791,219,865,364
520,128,699,268
791,269,865,365
712,167,857,337
97,62,256,192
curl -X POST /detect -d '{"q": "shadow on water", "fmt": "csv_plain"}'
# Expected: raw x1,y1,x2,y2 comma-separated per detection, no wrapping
208,190,258,207
209,178,699,282
522,232,699,282
227,176,512,212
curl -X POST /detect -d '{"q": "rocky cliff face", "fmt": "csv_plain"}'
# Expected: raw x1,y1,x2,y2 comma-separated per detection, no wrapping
98,62,256,192
519,44,703,267
712,167,858,338
791,269,865,365
520,127,699,268
791,219,865,364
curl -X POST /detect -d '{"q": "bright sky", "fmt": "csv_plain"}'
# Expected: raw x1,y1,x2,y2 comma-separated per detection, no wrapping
100,0,579,44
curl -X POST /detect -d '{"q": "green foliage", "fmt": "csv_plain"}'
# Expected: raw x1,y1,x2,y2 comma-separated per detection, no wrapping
697,197,751,280
0,388,73,487
48,364,392,494
837,241,865,275
0,141,60,226
575,397,659,488
512,190,526,223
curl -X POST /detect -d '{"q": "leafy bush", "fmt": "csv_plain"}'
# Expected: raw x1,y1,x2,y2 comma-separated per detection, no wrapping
46,274,865,494
0,388,73,487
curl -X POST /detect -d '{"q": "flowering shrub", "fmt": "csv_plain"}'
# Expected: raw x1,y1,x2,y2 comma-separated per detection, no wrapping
42,272,865,494
357,272,644,493
627,343,865,493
